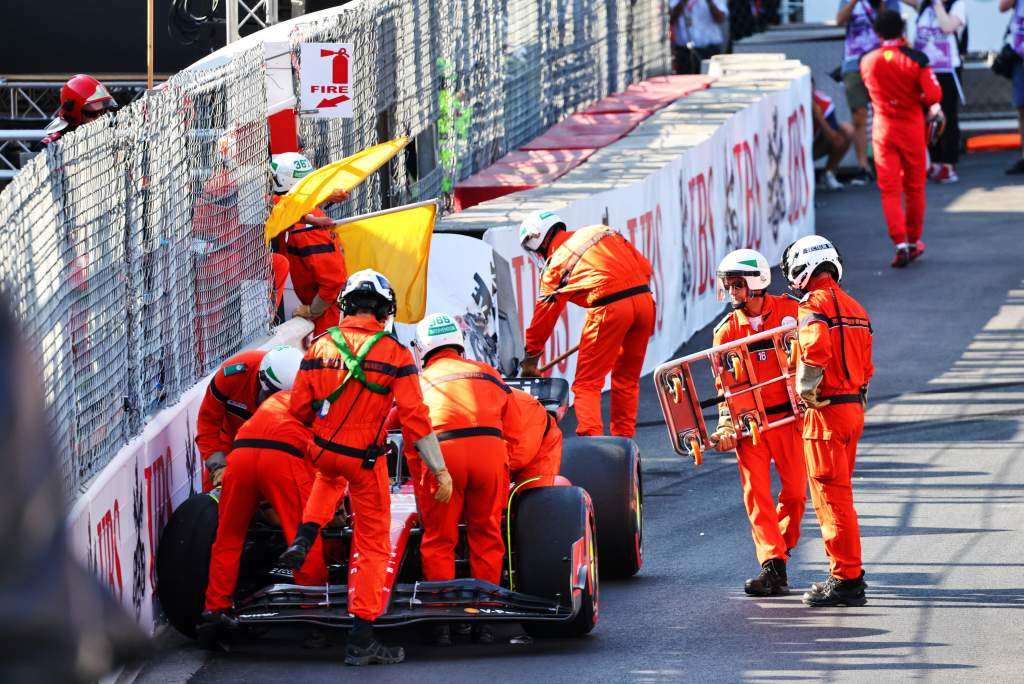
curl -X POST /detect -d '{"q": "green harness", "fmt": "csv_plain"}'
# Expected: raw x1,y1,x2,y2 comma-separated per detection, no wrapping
313,327,392,411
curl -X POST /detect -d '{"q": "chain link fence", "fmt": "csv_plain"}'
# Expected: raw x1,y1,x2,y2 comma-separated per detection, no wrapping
0,0,669,498
0,46,273,496
292,0,669,215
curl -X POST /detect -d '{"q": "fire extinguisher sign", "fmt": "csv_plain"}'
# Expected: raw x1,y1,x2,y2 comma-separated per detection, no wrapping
299,42,355,118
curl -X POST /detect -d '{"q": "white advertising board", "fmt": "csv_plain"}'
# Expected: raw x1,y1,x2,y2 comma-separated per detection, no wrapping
299,42,356,118
66,319,313,634
484,73,814,389
394,233,502,369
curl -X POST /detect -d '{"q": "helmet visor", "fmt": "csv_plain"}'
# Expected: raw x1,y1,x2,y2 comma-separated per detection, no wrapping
716,272,750,302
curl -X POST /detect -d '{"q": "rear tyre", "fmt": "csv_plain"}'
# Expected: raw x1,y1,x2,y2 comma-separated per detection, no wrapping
156,493,219,638
513,486,598,637
560,436,643,578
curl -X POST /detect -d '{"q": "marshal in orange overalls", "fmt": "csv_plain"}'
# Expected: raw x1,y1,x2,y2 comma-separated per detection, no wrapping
796,274,874,581
404,349,521,585
272,196,347,335
524,225,656,437
713,295,806,565
507,387,562,489
290,315,434,621
205,391,326,611
195,349,268,491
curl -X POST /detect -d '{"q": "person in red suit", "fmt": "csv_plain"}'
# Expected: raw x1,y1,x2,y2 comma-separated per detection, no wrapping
859,9,944,268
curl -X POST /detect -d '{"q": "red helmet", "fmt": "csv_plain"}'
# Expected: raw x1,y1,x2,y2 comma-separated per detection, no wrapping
46,74,118,134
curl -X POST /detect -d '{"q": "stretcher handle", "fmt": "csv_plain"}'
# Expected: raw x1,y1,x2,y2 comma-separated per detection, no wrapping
539,344,580,373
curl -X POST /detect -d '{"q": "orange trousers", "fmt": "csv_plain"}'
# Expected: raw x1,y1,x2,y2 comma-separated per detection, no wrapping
735,421,806,565
302,453,391,621
803,403,864,580
510,425,563,490
574,292,656,437
411,436,508,585
271,253,289,309
205,447,326,611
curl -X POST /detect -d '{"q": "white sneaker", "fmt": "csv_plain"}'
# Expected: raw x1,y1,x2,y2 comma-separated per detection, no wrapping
822,171,843,191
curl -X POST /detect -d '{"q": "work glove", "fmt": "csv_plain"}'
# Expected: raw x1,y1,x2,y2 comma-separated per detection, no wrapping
293,295,329,320
927,103,946,145
796,363,830,409
520,353,542,378
708,412,737,451
860,383,869,409
206,451,227,487
708,426,738,452
433,468,454,503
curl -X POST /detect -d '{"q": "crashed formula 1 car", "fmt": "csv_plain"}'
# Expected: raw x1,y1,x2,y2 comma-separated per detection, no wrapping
157,377,643,643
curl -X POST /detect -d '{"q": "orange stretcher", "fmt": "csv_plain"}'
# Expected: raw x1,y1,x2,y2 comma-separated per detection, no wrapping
653,323,801,466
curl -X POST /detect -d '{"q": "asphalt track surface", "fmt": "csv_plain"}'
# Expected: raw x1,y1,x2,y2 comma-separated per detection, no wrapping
138,150,1024,683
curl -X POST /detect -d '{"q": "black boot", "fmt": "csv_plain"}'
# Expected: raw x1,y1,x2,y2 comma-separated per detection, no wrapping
744,558,789,596
277,522,320,570
345,617,405,665
428,623,453,647
803,572,867,607
471,624,495,644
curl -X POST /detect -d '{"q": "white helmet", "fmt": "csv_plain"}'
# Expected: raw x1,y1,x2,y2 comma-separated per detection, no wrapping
259,345,304,392
716,248,771,302
519,210,566,253
271,152,314,193
414,312,465,361
339,268,397,320
781,235,844,290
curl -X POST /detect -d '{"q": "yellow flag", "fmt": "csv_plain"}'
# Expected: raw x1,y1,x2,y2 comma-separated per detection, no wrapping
335,201,436,323
264,137,408,241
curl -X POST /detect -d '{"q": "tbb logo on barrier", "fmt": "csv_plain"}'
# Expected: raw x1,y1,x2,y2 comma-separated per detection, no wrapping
300,43,355,118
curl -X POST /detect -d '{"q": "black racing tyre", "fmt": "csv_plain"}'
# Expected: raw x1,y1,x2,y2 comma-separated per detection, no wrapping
560,436,643,578
513,486,599,637
156,492,219,638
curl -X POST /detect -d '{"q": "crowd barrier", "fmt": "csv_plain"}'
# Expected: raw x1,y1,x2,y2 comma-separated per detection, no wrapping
66,53,813,635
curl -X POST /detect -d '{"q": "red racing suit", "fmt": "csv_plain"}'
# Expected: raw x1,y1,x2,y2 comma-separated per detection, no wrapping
507,387,563,489
860,38,943,248
525,225,656,437
403,349,521,585
272,196,347,335
796,275,874,581
713,295,806,564
289,314,433,621
205,391,326,611
195,349,267,491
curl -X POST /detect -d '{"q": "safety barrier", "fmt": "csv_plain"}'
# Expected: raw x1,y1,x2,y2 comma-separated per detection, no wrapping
443,55,815,388
65,54,813,635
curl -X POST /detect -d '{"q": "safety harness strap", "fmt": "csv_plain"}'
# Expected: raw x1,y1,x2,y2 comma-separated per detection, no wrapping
320,328,391,405
540,227,616,299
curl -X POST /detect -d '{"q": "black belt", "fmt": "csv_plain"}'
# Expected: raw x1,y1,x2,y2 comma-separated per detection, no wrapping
233,438,305,460
589,284,650,308
765,402,794,416
436,427,503,443
821,394,863,405
313,435,371,458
